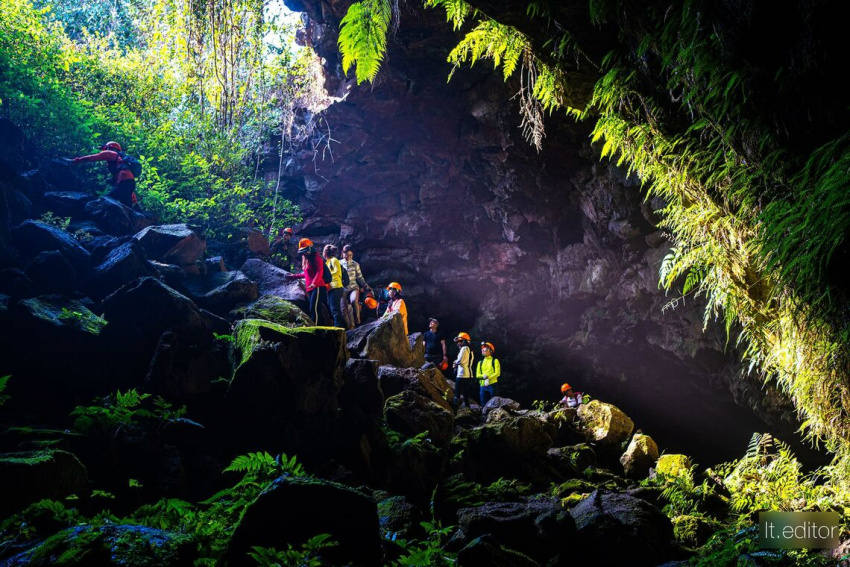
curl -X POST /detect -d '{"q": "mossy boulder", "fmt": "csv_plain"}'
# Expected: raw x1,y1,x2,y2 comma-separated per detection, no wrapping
672,514,715,547
233,295,313,326
378,365,453,411
0,450,88,517
17,295,105,335
228,476,381,567
347,316,424,368
655,454,693,479
577,400,634,446
2,524,195,566
547,443,597,477
461,416,553,481
620,433,660,479
377,495,423,539
385,390,454,446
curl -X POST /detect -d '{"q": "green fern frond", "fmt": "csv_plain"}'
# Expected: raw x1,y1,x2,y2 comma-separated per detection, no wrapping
338,0,393,84
224,451,277,473
423,0,474,30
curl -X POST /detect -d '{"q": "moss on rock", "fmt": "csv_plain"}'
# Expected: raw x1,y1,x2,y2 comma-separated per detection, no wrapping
232,295,313,327
655,454,693,479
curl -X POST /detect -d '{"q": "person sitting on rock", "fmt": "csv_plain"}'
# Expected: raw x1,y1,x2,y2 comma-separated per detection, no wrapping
381,282,408,335
341,245,371,329
270,227,297,271
560,383,584,408
286,238,328,324
477,342,501,406
70,141,137,207
452,332,475,408
423,317,448,369
323,244,346,328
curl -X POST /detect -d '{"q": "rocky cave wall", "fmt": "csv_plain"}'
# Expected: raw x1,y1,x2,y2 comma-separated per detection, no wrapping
278,0,809,463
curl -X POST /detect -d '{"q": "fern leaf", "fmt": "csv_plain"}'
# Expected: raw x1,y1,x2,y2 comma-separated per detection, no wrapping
338,0,393,84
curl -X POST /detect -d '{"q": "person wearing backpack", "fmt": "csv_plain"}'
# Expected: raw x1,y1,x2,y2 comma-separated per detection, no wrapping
340,245,371,329
476,342,501,406
286,238,328,325
71,141,141,207
452,332,475,408
323,244,346,328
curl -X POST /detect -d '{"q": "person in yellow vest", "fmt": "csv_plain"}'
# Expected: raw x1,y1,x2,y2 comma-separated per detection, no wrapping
323,244,346,328
477,342,500,406
382,281,408,334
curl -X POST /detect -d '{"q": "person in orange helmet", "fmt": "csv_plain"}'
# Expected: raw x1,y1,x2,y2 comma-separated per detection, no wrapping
381,281,408,334
477,342,500,406
559,383,584,409
270,227,297,271
286,238,328,324
70,141,137,207
452,332,475,408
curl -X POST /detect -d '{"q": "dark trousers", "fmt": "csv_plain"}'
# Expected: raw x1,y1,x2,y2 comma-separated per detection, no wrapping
108,179,136,207
454,378,475,407
480,383,499,406
307,286,328,325
327,287,345,328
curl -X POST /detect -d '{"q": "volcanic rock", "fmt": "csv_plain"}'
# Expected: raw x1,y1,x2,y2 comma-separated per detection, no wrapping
384,390,454,446
577,400,635,446
377,365,452,411
11,220,90,268
620,433,660,479
134,224,206,270
183,270,258,316
24,250,77,294
347,316,424,368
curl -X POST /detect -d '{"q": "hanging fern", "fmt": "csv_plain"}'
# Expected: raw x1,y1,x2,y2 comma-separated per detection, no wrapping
0,374,10,407
338,0,393,84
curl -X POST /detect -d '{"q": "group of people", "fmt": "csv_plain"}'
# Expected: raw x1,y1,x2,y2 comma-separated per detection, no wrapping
424,321,502,409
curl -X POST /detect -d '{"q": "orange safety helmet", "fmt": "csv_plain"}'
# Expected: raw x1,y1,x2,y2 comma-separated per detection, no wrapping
283,227,294,235
364,293,378,310
481,342,495,352
454,332,471,342
297,238,314,254
100,141,122,152
561,383,572,393
386,282,402,292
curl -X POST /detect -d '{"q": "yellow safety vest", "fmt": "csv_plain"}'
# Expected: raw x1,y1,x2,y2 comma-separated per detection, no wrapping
476,357,500,384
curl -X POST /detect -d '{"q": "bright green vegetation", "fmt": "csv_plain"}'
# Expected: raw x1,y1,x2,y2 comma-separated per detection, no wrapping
337,0,850,484
0,0,315,238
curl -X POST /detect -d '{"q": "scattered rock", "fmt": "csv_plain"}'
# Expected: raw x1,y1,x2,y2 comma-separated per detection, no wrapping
0,450,88,517
620,433,660,479
239,258,306,307
547,443,598,477
462,416,553,481
577,400,635,446
228,476,381,567
11,220,91,268
482,396,520,414
183,270,258,316
24,250,77,294
377,366,452,411
654,454,693,479
134,224,206,269
42,191,96,217
570,489,675,566
91,241,157,297
378,495,423,540
84,197,151,236
384,390,454,445
672,514,714,547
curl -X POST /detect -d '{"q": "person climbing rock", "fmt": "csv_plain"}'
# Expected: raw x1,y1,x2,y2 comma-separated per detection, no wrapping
341,245,371,329
452,332,475,408
286,238,328,325
381,281,408,335
477,342,500,406
270,227,298,271
424,317,448,369
560,383,584,408
323,244,346,328
70,141,138,207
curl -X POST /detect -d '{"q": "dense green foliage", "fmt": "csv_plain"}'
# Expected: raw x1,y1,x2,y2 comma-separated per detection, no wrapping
336,0,850,481
0,0,319,238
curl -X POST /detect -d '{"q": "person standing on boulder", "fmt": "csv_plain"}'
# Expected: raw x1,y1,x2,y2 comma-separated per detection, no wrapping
452,332,475,408
341,245,371,329
381,282,408,335
423,317,448,369
270,227,298,271
323,244,346,328
287,238,327,325
476,342,500,406
70,141,136,207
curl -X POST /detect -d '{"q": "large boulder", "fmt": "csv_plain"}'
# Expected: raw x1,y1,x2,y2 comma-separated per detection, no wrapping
0,450,89,517
347,316,425,368
577,400,635,446
232,294,314,326
570,489,676,566
482,396,521,414
461,415,554,481
225,321,347,455
377,365,452,411
239,258,307,307
143,330,230,398
183,270,258,316
449,499,576,563
84,197,152,236
42,191,96,217
340,359,384,428
11,220,91,268
620,433,660,479
134,224,206,271
654,454,693,479
39,158,83,192
3,524,196,566
384,390,454,445
91,241,157,297
228,476,381,567
547,443,598,477
24,250,77,294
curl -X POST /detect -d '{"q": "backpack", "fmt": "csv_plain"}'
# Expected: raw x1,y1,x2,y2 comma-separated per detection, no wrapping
321,258,331,285
341,263,351,287
117,151,143,178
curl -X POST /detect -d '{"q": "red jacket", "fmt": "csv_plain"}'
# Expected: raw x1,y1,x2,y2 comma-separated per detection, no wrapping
291,252,327,290
72,150,134,183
